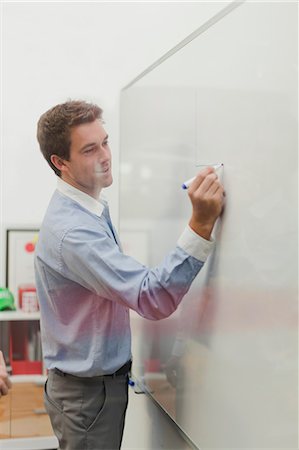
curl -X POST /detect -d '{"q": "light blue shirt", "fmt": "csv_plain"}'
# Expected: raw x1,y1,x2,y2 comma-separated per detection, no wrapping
34,178,214,376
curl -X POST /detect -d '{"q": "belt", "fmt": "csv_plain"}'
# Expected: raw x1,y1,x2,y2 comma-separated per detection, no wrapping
52,360,132,380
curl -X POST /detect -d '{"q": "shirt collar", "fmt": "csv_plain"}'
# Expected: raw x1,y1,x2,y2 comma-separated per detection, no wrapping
56,177,105,218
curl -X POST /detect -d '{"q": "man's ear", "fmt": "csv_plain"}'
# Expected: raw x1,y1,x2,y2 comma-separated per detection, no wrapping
51,155,68,173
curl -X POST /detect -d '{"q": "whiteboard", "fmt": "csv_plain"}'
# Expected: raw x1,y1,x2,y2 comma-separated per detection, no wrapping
120,2,298,448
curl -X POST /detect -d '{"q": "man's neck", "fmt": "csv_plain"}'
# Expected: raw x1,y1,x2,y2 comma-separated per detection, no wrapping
61,175,101,200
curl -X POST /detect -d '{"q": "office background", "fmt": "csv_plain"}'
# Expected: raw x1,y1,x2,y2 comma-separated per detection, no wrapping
1,1,227,268
1,2,298,449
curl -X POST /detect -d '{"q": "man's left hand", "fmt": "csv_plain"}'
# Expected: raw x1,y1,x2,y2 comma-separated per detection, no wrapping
0,351,12,397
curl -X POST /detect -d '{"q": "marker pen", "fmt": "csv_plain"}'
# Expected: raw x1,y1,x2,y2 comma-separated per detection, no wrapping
182,163,223,190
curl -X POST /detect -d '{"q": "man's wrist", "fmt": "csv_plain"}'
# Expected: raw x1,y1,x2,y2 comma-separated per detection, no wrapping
188,218,214,240
177,226,214,262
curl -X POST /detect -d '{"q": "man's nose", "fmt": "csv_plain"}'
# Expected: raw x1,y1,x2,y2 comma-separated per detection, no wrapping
99,146,110,162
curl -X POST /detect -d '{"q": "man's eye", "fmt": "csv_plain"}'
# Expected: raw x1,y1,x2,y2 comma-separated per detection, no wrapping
84,148,94,154
103,140,109,146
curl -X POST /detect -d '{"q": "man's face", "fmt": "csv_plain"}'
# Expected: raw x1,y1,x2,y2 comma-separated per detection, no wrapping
61,119,112,198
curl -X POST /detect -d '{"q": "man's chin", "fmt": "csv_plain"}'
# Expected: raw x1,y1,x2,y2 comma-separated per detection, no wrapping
103,176,113,188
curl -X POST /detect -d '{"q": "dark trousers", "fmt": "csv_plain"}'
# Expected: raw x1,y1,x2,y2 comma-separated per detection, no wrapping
44,369,129,450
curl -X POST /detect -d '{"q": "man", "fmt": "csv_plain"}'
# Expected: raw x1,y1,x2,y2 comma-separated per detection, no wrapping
0,351,11,398
35,100,224,450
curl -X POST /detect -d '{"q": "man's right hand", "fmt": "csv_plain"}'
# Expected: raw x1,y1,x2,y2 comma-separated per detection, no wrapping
0,351,12,398
187,167,225,240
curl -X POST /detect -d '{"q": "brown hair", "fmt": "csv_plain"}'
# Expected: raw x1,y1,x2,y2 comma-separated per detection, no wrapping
37,100,103,176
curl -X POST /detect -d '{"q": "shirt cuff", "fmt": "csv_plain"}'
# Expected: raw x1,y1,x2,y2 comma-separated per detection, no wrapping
177,225,215,262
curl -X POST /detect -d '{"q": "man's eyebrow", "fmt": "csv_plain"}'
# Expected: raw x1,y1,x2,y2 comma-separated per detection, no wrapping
80,135,109,152
80,142,96,152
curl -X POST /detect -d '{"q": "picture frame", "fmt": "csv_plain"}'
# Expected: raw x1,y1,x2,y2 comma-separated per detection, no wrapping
6,228,39,309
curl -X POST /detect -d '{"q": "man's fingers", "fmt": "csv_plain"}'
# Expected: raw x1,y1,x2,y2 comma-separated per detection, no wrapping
0,350,12,392
200,173,218,194
210,181,224,196
190,172,219,197
205,176,224,197
6,376,12,389
0,351,5,367
188,167,215,193
0,379,8,396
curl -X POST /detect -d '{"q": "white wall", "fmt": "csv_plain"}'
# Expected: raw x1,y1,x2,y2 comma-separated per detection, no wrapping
1,0,230,285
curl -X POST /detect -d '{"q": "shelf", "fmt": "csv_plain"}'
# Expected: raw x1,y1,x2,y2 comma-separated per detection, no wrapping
0,311,40,321
11,375,47,384
0,436,58,450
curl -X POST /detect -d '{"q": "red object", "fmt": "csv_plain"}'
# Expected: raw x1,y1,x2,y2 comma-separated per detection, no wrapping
11,360,42,375
25,242,35,253
18,284,39,312
144,359,161,373
9,322,43,375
